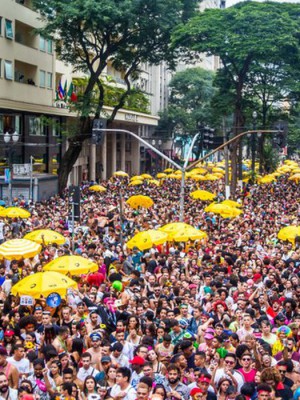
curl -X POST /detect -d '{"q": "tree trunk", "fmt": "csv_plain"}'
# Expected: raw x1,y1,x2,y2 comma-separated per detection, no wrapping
58,117,91,193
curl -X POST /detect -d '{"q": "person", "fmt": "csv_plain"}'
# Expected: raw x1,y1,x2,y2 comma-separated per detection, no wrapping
212,353,244,393
0,371,17,400
166,364,189,400
136,382,151,400
77,353,99,382
7,345,30,377
27,359,56,400
110,367,136,400
0,346,19,389
82,375,97,400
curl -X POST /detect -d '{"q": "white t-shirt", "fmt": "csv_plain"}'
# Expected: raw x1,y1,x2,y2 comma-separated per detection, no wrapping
77,366,99,382
110,384,136,400
214,368,244,393
7,356,30,374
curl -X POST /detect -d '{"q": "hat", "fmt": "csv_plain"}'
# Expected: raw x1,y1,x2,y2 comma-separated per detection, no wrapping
101,356,111,363
0,346,7,356
277,325,292,337
129,356,145,366
90,333,101,342
190,388,204,396
253,273,262,282
205,328,215,334
198,375,211,384
204,333,214,340
189,284,197,289
144,252,151,258
276,313,286,322
4,330,14,337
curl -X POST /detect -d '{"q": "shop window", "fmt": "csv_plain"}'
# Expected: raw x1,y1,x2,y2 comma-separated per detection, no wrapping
5,20,13,39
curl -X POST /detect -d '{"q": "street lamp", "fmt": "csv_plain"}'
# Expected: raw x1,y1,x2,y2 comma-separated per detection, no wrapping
251,111,258,175
3,131,20,205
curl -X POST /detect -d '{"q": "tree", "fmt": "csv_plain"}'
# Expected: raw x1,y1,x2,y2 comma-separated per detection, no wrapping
156,67,215,143
172,1,300,194
33,0,197,192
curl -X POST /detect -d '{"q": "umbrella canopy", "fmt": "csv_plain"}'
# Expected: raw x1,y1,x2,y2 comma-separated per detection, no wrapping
130,175,144,181
278,226,300,244
191,174,207,181
148,179,160,186
190,168,207,175
43,255,98,275
157,173,167,179
190,190,216,201
289,174,300,182
169,226,208,242
141,174,152,179
259,175,276,184
159,222,192,235
0,239,41,260
24,229,66,245
221,200,242,208
205,203,242,218
164,168,174,173
126,195,154,209
114,171,129,177
0,207,30,219
128,180,143,186
11,271,77,298
127,230,168,251
89,185,106,192
204,174,219,181
212,167,224,173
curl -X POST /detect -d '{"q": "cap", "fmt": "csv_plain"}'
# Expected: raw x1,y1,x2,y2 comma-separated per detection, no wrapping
90,333,101,342
190,388,204,396
189,284,197,289
101,356,111,363
4,330,14,337
178,319,189,327
129,356,145,365
204,333,214,340
198,375,211,384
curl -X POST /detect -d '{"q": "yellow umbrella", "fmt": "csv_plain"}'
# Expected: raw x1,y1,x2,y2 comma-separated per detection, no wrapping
191,174,207,181
190,190,215,201
128,180,143,186
148,179,160,186
126,195,154,209
160,222,192,235
168,173,181,179
43,255,98,275
205,174,219,181
190,168,207,175
130,175,144,181
24,229,66,245
157,173,167,179
141,174,152,179
221,200,242,208
11,271,77,298
205,203,242,218
169,226,208,242
212,167,224,173
259,175,276,184
164,168,174,173
0,207,30,219
114,171,129,177
89,185,106,192
278,226,300,244
0,239,41,260
289,174,300,182
127,230,168,251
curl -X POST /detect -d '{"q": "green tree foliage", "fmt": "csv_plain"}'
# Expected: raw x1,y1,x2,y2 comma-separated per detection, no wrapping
172,1,300,194
33,0,197,192
157,67,215,140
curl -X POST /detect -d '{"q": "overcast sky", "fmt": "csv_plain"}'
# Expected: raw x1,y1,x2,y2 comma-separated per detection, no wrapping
227,0,300,6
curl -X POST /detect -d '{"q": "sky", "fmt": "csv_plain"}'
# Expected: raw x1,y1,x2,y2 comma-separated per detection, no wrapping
227,0,300,6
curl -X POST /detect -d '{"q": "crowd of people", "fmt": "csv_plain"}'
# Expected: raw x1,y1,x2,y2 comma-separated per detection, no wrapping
0,170,299,400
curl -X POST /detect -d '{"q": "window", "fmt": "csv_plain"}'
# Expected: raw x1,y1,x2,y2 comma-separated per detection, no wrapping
39,36,46,51
4,61,12,80
39,70,46,87
28,116,46,136
52,118,60,137
0,18,2,36
47,72,52,89
5,20,13,39
47,39,53,53
0,59,1,78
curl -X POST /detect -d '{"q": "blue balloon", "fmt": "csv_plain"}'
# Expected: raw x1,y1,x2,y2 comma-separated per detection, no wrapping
46,292,61,308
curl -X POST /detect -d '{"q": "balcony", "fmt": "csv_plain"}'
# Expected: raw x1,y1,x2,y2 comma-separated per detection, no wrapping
14,59,37,86
15,20,38,49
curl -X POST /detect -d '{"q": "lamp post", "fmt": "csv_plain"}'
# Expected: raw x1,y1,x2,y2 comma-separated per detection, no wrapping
251,111,257,174
3,131,19,206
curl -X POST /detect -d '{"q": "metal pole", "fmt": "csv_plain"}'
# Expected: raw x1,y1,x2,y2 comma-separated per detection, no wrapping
29,156,33,202
71,201,75,252
8,148,12,206
119,190,124,247
179,132,201,222
222,118,230,199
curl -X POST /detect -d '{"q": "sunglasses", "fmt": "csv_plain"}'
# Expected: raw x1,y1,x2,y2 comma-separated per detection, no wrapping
278,370,286,374
225,360,235,365
242,357,251,361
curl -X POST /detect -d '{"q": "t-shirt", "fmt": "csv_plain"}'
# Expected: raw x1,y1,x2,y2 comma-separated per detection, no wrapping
110,384,136,400
7,356,30,374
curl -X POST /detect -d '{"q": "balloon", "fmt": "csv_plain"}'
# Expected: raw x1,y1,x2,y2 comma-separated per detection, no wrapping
112,280,123,292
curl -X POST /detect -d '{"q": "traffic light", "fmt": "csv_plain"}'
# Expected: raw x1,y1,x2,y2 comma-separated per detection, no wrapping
92,119,106,145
